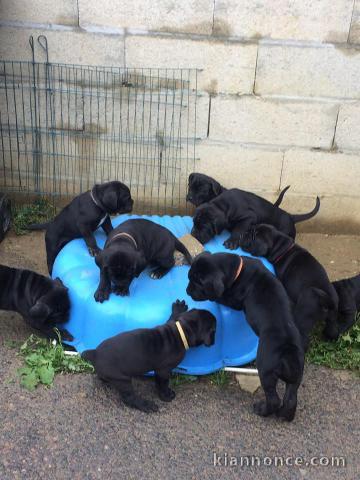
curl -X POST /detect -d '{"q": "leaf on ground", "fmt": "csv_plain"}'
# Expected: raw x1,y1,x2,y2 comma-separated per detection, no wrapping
20,371,39,392
38,365,55,385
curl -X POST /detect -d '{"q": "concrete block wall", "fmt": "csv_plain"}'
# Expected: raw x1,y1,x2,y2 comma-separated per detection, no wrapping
1,0,360,232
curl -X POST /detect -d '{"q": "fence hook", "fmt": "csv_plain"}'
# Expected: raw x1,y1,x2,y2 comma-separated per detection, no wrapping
37,35,49,64
29,35,35,64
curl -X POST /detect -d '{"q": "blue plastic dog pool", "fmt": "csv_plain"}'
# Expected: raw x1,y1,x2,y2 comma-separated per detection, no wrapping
52,215,275,375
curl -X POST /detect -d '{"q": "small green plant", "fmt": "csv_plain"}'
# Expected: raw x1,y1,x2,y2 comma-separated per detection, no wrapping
12,198,56,235
307,317,360,374
208,370,231,387
17,333,93,391
170,373,198,388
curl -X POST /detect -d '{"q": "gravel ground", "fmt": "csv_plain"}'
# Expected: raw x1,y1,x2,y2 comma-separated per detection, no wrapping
0,231,359,480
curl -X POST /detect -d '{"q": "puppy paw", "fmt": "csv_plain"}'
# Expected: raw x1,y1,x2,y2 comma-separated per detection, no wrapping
253,400,273,417
88,246,101,257
276,406,296,422
94,288,110,303
223,237,239,250
158,388,176,402
112,286,129,296
136,399,159,413
172,299,188,315
150,267,170,279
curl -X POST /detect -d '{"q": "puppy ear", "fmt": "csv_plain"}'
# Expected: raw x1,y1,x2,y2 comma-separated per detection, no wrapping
210,179,222,196
102,189,118,212
212,277,225,297
188,173,195,184
54,277,68,290
204,330,214,347
213,215,225,235
29,301,51,319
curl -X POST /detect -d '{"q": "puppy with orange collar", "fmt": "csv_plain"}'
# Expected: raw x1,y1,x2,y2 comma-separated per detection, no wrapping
187,252,304,421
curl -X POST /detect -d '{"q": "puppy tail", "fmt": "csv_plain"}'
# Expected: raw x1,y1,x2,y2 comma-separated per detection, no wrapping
291,196,320,224
81,349,96,365
26,221,50,231
175,238,193,265
273,185,290,208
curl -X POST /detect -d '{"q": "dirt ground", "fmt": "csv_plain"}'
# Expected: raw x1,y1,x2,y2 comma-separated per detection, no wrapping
0,230,359,479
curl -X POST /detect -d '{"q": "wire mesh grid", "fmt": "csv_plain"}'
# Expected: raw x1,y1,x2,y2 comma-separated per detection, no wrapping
0,36,199,214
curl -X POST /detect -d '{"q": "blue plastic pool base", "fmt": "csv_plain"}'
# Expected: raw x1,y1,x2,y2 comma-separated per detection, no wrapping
53,215,275,375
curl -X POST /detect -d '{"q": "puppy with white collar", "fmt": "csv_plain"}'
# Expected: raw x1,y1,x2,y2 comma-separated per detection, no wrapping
27,181,133,274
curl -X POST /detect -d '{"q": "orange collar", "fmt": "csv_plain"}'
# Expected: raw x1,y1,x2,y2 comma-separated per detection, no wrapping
273,243,295,264
233,256,243,283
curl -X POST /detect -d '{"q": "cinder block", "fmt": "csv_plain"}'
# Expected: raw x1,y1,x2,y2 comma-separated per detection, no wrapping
0,27,125,66
282,149,360,196
195,141,283,192
335,102,360,150
79,0,214,34
1,0,78,26
213,0,354,42
256,44,360,99
209,96,338,149
125,36,257,95
349,0,360,44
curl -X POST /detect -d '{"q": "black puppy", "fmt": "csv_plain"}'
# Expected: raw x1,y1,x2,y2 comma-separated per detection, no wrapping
187,172,290,208
332,273,360,335
0,264,72,340
187,252,304,421
27,181,133,274
94,219,192,302
191,188,320,248
82,300,216,412
240,224,339,348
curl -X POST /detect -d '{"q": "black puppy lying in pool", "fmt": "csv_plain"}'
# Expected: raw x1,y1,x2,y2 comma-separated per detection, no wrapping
191,188,320,248
239,224,339,349
82,300,216,413
332,273,360,335
27,181,133,274
187,172,290,208
94,219,192,302
187,252,304,421
0,264,72,340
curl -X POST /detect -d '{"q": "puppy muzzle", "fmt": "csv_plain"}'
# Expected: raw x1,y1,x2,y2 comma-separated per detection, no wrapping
186,284,207,301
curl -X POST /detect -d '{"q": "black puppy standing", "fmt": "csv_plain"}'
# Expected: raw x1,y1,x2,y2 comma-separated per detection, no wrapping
0,264,72,340
94,219,192,302
332,273,360,335
240,224,339,348
187,252,304,421
27,181,133,274
191,188,320,248
187,172,290,208
82,300,216,412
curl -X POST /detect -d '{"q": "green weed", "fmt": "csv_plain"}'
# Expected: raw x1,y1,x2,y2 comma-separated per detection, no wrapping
307,317,360,374
12,198,55,235
170,373,198,387
208,369,231,387
17,333,93,391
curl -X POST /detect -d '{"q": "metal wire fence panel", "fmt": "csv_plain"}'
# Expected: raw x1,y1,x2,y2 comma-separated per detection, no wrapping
0,48,199,214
